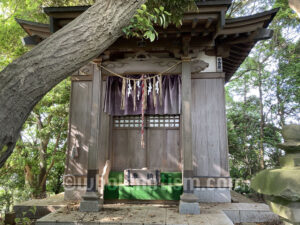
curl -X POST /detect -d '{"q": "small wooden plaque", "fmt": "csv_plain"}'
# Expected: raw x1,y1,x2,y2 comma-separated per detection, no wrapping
124,169,161,186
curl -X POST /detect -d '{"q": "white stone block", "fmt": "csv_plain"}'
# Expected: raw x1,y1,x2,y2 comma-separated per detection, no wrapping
194,188,231,203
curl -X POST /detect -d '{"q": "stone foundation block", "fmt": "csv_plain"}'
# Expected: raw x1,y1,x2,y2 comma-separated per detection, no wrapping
79,200,101,212
194,188,231,203
179,201,200,214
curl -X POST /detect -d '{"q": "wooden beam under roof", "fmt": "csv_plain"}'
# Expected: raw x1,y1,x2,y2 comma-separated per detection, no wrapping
226,8,279,28
15,18,51,40
15,18,50,35
230,49,249,57
183,13,218,20
16,5,278,82
157,26,215,34
196,0,232,7
226,52,244,61
217,22,265,35
223,57,242,65
225,15,272,28
205,18,213,28
192,18,198,29
21,35,42,46
43,5,90,17
219,28,273,45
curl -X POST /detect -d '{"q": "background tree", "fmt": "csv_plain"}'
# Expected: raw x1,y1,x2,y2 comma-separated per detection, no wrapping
226,0,299,186
0,79,69,212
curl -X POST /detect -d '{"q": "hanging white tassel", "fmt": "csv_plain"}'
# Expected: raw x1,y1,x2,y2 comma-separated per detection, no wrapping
159,75,163,106
155,76,160,94
121,78,126,110
147,80,152,96
127,80,132,97
137,80,141,101
133,80,137,111
152,77,157,108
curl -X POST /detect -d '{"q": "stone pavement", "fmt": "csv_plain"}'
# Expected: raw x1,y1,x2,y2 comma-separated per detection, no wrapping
36,202,279,225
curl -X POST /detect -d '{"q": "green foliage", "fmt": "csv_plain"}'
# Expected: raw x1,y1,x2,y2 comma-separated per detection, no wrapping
226,0,299,183
233,179,251,194
123,3,167,41
0,0,49,70
0,0,96,70
123,0,195,41
14,206,36,225
0,79,70,212
15,216,31,225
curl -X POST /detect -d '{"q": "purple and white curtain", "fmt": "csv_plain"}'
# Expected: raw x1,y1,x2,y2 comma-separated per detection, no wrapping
104,75,181,115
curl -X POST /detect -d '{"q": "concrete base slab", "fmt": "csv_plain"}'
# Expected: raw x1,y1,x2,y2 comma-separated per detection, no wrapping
36,202,279,225
194,188,231,203
179,201,200,215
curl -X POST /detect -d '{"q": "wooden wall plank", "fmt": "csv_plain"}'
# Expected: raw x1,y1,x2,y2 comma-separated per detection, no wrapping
98,80,110,174
88,65,102,171
112,128,181,172
147,129,165,170
217,79,230,176
192,79,208,176
165,130,181,171
192,78,229,178
128,130,147,169
66,81,92,176
111,129,128,171
181,59,194,179
208,79,221,176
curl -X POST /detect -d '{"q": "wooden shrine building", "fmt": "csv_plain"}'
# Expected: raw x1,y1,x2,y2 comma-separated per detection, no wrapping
17,0,278,213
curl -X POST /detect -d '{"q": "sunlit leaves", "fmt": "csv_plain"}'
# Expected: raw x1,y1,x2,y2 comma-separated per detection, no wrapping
122,3,171,41
123,0,194,41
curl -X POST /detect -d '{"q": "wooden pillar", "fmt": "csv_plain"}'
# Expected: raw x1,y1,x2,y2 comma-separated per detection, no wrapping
181,57,194,186
87,64,102,192
80,63,102,212
179,57,200,214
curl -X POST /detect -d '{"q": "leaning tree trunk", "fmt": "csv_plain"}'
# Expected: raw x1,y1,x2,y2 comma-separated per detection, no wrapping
0,0,144,168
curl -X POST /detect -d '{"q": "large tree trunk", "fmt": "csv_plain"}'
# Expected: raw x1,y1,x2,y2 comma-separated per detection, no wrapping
0,0,144,168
